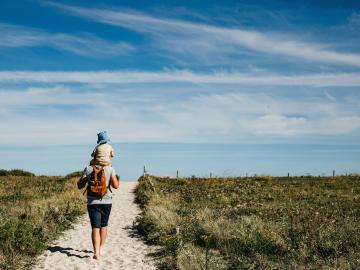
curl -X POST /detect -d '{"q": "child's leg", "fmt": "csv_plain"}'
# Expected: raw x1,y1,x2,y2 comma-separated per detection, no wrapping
98,161,110,166
90,159,97,165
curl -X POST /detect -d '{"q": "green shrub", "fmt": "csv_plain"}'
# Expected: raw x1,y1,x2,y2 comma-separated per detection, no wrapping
0,169,35,177
0,174,86,269
135,175,360,269
64,171,83,179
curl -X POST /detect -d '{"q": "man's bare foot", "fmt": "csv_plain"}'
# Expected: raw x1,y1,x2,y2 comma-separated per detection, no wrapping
99,246,103,255
93,254,100,260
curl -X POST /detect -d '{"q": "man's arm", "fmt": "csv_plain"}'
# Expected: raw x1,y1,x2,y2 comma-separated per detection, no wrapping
77,167,88,189
77,176,87,189
110,173,120,189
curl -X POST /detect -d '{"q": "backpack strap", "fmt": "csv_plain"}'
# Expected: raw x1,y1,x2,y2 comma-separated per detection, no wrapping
108,182,112,194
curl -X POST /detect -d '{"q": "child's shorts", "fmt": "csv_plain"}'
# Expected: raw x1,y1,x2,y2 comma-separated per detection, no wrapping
87,204,112,229
89,159,110,166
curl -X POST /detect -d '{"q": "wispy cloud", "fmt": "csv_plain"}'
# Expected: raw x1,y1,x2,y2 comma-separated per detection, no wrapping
0,70,360,87
160,92,360,137
0,23,134,56
0,88,359,145
47,2,360,67
324,90,336,101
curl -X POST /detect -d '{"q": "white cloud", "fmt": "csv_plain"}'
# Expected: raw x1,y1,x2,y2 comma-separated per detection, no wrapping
0,70,360,87
158,93,360,137
0,23,134,56
245,114,308,135
0,87,359,145
47,2,360,66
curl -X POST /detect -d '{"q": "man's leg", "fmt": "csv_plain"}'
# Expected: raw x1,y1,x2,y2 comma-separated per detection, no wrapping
91,228,101,259
99,204,112,255
99,226,107,255
88,205,102,259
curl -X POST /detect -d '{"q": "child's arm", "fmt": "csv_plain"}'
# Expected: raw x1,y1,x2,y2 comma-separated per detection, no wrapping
110,146,115,158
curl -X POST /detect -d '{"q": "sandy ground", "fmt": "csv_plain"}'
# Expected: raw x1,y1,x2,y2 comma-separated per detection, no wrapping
34,182,156,270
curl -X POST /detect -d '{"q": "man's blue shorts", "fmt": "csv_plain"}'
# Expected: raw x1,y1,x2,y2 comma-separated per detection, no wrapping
87,204,112,229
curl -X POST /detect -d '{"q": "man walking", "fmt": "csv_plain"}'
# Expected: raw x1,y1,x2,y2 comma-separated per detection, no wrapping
77,164,119,260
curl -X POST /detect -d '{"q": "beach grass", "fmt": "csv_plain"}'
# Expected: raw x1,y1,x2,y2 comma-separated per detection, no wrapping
135,174,360,269
0,170,86,270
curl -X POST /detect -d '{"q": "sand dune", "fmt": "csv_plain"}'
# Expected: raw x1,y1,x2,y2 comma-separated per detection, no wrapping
34,182,156,270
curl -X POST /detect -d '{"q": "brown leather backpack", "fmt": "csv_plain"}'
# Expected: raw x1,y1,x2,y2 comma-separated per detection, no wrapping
86,165,107,198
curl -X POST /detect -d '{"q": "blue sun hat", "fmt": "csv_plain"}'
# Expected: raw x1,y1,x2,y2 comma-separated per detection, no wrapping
97,131,110,145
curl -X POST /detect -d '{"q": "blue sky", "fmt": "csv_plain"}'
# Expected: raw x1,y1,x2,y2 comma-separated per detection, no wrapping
0,0,359,178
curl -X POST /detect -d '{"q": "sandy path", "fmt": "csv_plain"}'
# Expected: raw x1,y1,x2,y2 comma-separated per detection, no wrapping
34,182,156,270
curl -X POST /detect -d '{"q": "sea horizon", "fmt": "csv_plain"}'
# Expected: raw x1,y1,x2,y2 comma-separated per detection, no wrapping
1,142,359,180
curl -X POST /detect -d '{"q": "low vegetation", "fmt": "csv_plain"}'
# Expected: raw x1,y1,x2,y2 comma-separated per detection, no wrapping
0,169,35,177
64,171,83,179
0,171,86,270
135,175,360,269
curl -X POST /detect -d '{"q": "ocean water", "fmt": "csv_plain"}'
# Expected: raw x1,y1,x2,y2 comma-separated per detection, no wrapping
0,143,359,180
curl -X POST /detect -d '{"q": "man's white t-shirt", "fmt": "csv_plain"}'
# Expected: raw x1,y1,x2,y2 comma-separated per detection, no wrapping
82,165,116,205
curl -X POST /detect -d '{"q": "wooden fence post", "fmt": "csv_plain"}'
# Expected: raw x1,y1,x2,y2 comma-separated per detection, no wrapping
143,165,147,177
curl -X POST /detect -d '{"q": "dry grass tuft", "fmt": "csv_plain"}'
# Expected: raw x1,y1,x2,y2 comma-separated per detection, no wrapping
176,243,227,270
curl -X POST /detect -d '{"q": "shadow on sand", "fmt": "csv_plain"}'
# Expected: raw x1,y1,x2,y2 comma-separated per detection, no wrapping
47,246,92,258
